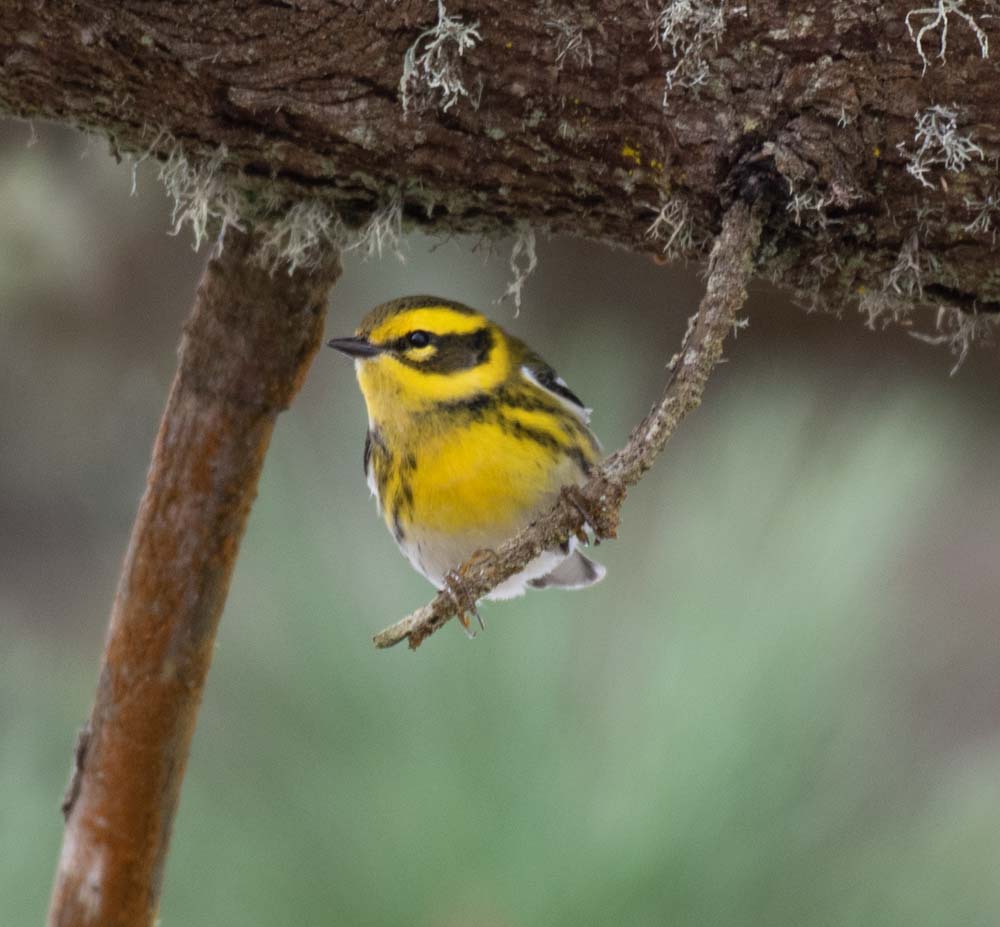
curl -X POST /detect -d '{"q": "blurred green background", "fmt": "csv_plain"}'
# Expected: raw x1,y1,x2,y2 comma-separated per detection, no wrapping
2,121,1000,926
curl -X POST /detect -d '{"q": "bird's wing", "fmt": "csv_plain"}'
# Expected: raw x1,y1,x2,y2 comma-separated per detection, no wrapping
518,352,593,425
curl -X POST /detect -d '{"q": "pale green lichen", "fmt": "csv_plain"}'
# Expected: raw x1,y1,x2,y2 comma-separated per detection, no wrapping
911,304,998,374
785,181,860,228
653,1,741,106
257,199,340,274
157,142,244,252
126,128,243,252
127,125,410,271
857,230,997,371
344,194,406,263
886,231,924,301
897,105,985,188
496,222,537,314
545,12,594,69
643,196,694,258
858,233,923,330
400,0,482,113
963,191,1000,243
906,1,989,74
257,193,406,273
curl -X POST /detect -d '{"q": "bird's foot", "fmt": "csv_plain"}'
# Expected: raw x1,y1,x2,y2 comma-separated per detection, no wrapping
444,568,485,638
560,483,622,543
561,485,601,545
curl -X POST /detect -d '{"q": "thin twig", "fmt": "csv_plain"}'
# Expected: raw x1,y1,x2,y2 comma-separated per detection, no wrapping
374,200,762,650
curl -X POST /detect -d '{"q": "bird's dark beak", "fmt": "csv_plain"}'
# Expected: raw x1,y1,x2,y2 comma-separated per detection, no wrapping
327,336,383,358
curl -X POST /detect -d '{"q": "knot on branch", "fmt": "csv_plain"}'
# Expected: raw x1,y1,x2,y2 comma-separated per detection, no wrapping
60,721,92,820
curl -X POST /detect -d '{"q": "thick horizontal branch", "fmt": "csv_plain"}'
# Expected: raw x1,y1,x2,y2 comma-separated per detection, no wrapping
374,199,762,650
3,2,1000,317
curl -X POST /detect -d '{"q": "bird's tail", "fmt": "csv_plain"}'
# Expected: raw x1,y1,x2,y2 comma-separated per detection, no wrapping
528,550,606,591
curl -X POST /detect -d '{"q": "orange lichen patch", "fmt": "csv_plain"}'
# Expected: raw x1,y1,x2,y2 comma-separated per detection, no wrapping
621,143,642,165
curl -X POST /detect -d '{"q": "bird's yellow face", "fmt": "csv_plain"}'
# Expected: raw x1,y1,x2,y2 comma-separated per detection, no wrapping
329,296,512,427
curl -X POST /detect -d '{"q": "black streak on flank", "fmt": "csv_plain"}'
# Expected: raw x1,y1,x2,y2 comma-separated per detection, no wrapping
439,386,575,419
390,495,408,542
432,388,598,471
391,475,414,544
366,428,394,509
500,415,561,455
500,414,593,474
571,446,593,474
365,427,389,477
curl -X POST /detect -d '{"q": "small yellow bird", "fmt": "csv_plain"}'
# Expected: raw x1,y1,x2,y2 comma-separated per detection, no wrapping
328,295,605,621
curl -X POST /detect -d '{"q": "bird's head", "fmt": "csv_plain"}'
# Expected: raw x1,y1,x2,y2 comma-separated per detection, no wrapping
328,295,513,420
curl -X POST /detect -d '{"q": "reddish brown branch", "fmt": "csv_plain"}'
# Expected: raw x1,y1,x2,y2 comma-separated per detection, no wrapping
373,200,761,651
47,231,341,927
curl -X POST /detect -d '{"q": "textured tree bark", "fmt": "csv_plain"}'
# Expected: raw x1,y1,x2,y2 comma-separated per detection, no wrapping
2,1,999,323
47,229,341,927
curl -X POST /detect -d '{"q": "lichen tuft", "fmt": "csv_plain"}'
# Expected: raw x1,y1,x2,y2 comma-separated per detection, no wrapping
400,0,482,114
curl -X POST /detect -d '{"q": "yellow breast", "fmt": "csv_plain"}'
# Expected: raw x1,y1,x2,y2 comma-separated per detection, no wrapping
409,416,584,535
366,403,593,544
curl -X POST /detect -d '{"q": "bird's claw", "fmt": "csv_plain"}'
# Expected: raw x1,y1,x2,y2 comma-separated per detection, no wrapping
561,485,606,544
444,568,485,638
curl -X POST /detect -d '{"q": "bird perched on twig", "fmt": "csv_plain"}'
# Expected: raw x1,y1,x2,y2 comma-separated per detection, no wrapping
328,295,605,634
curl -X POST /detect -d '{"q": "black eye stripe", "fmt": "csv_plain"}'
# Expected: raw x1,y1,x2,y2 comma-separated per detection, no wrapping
390,331,435,352
392,327,493,372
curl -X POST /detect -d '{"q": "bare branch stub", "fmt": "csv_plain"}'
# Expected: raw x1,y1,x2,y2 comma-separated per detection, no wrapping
373,200,762,651
47,229,341,927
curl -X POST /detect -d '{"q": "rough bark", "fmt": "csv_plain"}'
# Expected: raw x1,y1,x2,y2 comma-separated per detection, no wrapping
2,1,999,327
47,229,341,927
375,199,761,649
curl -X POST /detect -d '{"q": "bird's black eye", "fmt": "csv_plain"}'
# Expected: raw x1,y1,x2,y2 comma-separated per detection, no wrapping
407,330,432,348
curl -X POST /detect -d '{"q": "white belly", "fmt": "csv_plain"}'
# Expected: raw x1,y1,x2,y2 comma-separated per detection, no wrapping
396,525,574,600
